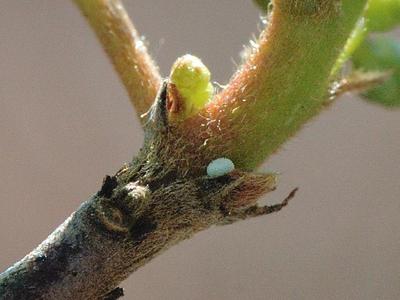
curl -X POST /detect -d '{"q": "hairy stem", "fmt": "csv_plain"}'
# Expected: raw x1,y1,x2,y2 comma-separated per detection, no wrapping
0,1,371,298
187,0,368,170
0,90,282,299
73,0,161,120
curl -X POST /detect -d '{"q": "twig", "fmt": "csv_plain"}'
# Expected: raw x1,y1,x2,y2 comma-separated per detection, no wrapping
73,0,161,121
182,0,369,170
0,1,369,299
0,87,279,299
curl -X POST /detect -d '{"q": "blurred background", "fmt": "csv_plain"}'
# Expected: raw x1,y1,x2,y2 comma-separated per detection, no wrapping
0,1,399,299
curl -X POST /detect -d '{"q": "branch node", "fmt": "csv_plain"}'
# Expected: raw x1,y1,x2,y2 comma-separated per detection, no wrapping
143,80,169,134
99,175,118,198
221,187,298,224
96,182,150,234
216,171,278,215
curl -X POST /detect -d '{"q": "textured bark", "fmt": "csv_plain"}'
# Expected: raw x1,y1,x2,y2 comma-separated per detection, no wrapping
0,0,370,297
0,83,290,299
0,180,218,299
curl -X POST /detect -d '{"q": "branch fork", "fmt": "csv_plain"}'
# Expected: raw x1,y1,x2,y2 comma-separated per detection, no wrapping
0,0,369,298
0,83,292,298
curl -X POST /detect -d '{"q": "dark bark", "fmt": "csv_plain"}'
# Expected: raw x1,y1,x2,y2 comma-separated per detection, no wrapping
0,83,291,299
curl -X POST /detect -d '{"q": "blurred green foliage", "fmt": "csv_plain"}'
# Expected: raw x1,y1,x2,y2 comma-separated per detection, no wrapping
366,0,400,32
353,36,400,107
252,0,270,12
252,0,400,107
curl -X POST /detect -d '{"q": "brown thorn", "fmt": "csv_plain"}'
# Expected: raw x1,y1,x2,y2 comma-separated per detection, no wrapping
220,187,298,225
104,287,124,300
254,186,298,215
281,187,299,207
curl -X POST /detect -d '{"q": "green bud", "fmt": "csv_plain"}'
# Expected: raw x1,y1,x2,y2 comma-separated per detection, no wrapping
170,54,213,118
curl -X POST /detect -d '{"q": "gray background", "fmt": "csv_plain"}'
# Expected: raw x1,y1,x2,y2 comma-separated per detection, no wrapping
1,1,399,299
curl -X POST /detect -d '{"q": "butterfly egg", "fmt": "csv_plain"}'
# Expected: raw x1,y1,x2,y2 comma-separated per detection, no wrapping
169,54,213,118
207,158,235,178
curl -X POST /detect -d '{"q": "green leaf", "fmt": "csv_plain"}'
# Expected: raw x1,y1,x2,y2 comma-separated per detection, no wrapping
252,0,271,12
366,0,400,32
332,0,400,76
352,36,400,107
332,18,368,75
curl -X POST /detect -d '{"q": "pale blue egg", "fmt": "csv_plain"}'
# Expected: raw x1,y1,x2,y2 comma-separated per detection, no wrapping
206,158,235,178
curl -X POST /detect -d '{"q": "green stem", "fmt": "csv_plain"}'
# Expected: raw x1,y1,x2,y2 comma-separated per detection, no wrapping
331,16,368,76
73,0,161,121
202,0,368,170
